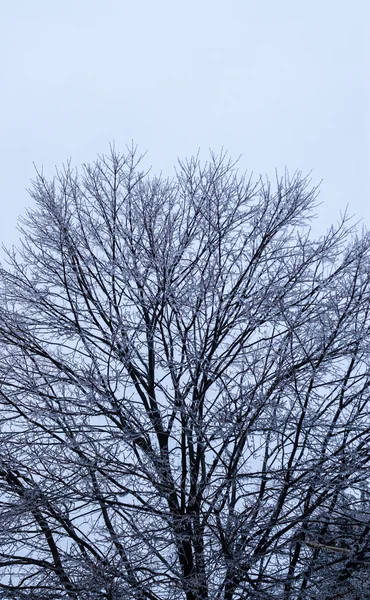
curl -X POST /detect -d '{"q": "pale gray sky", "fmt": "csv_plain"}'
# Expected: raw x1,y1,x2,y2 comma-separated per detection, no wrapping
0,0,368,248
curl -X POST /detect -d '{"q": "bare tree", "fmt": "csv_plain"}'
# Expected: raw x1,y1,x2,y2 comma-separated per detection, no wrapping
0,147,369,599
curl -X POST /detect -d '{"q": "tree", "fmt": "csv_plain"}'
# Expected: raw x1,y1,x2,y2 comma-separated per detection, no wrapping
0,147,369,600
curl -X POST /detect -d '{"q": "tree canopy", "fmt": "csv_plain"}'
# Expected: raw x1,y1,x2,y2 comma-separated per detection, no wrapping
0,148,369,599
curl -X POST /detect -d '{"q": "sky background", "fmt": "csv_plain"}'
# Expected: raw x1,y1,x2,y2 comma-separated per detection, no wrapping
0,0,368,250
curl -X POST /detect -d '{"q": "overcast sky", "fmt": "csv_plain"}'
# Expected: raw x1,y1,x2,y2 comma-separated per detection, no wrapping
0,0,368,249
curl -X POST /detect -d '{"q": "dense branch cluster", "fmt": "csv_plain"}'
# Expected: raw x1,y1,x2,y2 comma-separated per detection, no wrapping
0,148,369,599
